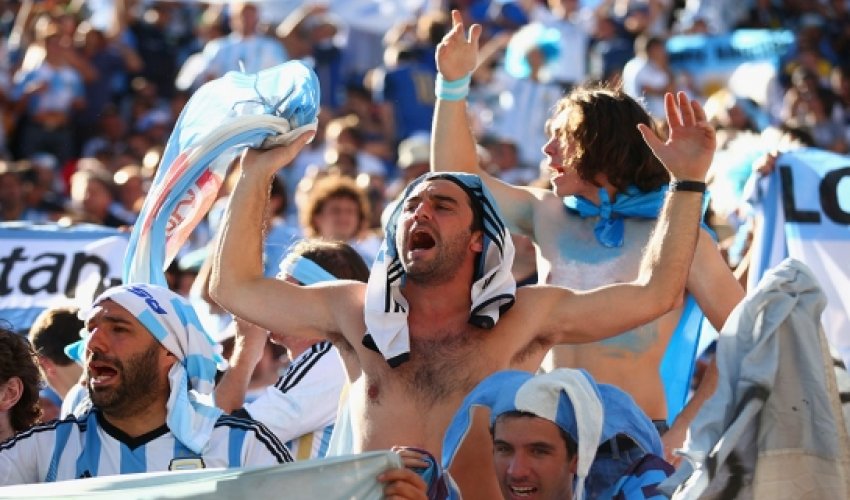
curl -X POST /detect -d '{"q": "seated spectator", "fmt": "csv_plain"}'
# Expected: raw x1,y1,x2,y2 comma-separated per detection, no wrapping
0,327,42,443
443,369,673,499
0,284,291,484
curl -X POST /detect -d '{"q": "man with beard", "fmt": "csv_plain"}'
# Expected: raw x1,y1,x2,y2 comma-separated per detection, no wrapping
0,283,291,484
211,86,715,497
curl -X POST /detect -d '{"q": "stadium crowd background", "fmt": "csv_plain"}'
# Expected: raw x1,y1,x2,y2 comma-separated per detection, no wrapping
0,0,849,386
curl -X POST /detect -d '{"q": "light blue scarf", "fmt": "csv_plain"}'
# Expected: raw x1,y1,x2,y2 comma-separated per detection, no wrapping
563,185,668,248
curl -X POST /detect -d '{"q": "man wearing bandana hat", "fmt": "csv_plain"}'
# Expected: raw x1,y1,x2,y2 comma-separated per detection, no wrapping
0,284,291,485
212,88,714,498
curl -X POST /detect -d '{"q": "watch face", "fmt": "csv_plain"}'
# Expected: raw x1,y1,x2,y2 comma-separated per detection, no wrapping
169,457,206,471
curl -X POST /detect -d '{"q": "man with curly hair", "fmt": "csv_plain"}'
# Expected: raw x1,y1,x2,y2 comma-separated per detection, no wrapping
0,326,42,442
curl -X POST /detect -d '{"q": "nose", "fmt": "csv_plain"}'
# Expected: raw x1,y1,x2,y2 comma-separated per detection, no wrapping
85,325,107,355
542,135,557,156
412,200,432,221
506,453,531,479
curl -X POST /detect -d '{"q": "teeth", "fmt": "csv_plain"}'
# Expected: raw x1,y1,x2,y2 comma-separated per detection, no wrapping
510,486,534,497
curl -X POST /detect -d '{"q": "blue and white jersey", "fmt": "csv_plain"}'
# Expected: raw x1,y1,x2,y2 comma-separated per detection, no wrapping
0,409,291,485
243,341,346,460
12,62,84,116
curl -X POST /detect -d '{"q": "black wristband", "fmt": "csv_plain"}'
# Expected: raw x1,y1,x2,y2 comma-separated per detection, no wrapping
669,180,707,193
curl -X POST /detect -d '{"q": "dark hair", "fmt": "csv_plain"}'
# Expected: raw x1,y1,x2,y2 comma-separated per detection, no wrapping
0,326,43,432
28,306,84,366
554,85,669,192
493,410,578,458
300,175,371,238
289,239,370,283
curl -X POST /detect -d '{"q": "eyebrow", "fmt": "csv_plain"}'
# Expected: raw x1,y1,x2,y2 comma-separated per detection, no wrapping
87,314,134,329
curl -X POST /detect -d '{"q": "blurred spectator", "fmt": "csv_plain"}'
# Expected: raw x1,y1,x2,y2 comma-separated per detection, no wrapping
27,306,84,405
72,21,142,149
199,2,287,83
11,18,85,165
299,174,381,266
370,40,437,146
588,14,634,83
530,0,594,90
622,34,673,118
0,161,27,221
494,23,564,168
111,164,147,223
66,163,127,227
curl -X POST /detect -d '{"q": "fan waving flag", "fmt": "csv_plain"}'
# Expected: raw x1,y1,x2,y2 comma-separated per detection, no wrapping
124,61,320,285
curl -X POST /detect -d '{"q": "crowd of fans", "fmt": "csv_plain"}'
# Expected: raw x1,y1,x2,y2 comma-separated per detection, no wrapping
1,0,849,496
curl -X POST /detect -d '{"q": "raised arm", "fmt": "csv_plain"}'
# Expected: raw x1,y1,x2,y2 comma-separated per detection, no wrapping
432,10,541,235
210,133,356,337
214,319,267,413
534,92,716,343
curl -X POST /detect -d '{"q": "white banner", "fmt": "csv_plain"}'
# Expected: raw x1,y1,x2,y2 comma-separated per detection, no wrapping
748,148,850,366
0,451,401,499
0,223,128,332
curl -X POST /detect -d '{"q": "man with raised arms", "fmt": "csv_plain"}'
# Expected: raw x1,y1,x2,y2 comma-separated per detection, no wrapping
431,11,745,459
211,90,714,497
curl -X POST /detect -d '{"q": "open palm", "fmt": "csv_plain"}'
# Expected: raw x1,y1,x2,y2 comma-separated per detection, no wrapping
638,92,716,182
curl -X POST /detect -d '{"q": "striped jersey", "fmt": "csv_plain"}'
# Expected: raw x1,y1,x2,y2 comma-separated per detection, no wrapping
0,408,291,485
243,341,346,460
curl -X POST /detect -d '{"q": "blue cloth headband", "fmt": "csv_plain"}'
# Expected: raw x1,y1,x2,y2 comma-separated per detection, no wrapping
278,254,337,285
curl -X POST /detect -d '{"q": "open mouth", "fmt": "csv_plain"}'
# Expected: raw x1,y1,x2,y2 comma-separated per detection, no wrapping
409,230,436,252
88,362,119,387
508,485,537,497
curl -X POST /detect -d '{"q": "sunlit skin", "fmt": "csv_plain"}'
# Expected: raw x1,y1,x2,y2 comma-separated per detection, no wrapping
395,179,482,285
493,415,577,500
85,300,175,437
542,109,609,203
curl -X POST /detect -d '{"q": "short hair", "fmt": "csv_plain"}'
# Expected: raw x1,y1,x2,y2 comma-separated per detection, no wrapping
28,306,84,366
300,175,371,238
553,85,670,193
492,410,578,459
288,239,370,282
0,326,43,432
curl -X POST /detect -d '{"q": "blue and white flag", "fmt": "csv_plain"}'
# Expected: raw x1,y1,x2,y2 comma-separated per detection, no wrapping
747,148,850,367
0,223,127,331
124,61,320,285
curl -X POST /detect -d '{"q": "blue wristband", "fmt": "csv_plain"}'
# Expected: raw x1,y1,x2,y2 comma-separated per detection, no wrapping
436,74,471,101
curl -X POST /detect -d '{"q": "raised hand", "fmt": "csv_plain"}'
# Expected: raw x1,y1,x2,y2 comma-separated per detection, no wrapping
435,10,482,80
238,130,314,178
637,92,715,182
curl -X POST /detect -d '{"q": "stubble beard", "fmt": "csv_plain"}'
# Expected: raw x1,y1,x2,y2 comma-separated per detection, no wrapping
404,229,472,285
89,344,165,419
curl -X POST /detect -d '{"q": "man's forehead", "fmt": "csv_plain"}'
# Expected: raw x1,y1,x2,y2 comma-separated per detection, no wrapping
409,178,468,200
88,300,138,325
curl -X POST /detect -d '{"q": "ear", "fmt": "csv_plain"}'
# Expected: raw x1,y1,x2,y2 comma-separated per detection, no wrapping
37,354,55,376
568,452,579,474
0,377,24,412
470,230,484,253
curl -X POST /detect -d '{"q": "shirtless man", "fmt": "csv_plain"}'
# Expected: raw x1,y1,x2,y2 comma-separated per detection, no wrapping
431,11,745,458
210,90,714,498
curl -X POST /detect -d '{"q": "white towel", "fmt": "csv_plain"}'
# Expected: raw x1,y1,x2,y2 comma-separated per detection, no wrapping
363,172,516,366
86,284,227,454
